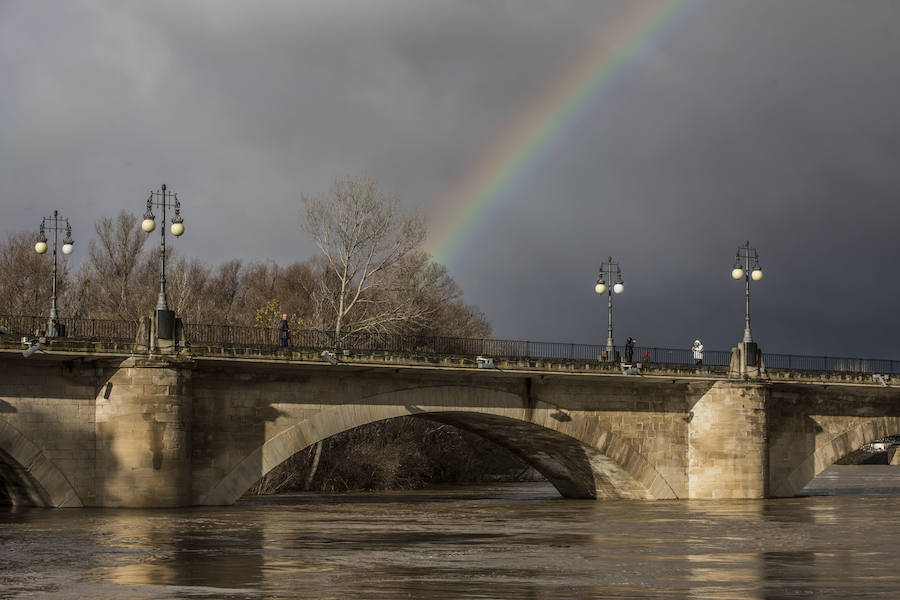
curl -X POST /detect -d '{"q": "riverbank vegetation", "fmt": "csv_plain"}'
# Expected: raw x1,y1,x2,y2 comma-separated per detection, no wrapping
249,418,536,495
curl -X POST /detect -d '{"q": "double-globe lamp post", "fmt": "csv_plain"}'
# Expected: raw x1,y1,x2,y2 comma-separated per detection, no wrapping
595,256,624,361
731,240,763,343
141,184,185,339
34,210,74,337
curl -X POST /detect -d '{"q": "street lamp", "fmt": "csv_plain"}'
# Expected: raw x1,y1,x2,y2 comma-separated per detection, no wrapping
142,184,185,339
594,256,624,361
34,210,74,336
731,240,763,343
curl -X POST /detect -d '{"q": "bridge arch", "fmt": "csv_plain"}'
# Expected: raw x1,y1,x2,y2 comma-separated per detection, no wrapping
198,385,678,505
773,415,900,497
0,419,83,507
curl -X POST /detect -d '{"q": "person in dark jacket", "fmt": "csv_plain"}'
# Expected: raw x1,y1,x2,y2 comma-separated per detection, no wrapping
625,337,636,364
280,314,291,347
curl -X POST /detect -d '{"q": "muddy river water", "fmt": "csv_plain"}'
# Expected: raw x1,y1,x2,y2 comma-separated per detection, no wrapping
2,466,900,599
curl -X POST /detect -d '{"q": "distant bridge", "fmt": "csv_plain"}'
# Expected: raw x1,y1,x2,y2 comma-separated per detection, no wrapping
0,315,898,508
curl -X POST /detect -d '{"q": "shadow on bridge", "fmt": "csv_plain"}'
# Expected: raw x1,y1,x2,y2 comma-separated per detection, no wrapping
0,414,86,508
767,384,900,497
0,353,119,508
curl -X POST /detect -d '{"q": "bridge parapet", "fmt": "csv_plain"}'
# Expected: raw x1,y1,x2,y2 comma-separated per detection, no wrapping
0,332,895,387
2,313,898,375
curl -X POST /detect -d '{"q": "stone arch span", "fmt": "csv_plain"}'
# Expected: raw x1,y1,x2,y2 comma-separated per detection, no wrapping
0,419,83,507
198,385,678,506
772,416,900,498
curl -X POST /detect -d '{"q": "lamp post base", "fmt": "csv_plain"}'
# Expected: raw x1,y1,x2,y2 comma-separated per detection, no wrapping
136,313,185,355
730,341,765,378
156,309,175,340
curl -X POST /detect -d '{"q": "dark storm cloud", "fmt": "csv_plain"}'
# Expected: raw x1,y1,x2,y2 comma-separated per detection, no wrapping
1,0,897,358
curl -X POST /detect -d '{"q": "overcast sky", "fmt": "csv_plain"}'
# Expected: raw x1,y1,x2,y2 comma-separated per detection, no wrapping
2,0,898,359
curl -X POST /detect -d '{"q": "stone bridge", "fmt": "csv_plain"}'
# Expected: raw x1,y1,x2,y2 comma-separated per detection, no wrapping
1,340,898,507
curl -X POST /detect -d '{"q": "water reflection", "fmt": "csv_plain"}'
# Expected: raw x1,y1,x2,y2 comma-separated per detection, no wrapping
1,469,900,599
761,551,817,599
96,512,266,591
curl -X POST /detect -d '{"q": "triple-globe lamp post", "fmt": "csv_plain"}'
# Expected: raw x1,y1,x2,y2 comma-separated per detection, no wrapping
595,256,624,361
731,240,763,343
34,210,74,336
141,184,185,339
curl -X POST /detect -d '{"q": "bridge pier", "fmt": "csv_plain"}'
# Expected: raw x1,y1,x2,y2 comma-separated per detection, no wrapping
95,357,193,507
689,382,768,498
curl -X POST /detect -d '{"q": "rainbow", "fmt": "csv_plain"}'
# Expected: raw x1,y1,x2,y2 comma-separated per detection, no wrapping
428,0,691,267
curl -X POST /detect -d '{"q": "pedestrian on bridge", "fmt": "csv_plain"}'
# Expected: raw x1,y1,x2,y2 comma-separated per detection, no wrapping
280,314,291,348
625,337,636,364
692,340,704,366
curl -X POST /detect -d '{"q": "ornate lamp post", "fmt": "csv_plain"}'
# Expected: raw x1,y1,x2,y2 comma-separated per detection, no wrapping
34,211,74,336
595,256,624,361
141,184,184,339
731,240,763,343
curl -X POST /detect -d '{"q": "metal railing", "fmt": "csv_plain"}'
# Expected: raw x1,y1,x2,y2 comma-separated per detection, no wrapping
181,322,899,374
761,353,898,374
0,314,138,341
2,314,898,375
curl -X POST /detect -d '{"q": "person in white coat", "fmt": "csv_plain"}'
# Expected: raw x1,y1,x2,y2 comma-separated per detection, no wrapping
692,340,704,366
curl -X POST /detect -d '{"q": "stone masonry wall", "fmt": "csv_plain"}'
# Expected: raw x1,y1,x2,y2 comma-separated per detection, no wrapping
689,382,769,499
94,357,193,507
767,382,900,497
0,356,99,506
2,349,899,507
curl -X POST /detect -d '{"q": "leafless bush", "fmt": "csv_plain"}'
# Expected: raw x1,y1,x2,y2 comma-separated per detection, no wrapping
247,417,535,495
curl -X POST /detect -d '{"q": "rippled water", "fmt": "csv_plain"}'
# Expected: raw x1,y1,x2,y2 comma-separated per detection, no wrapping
3,466,900,599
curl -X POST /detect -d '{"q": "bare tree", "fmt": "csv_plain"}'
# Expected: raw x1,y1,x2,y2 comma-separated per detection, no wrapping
276,261,317,324
240,261,281,321
382,251,492,338
0,231,68,316
206,260,246,325
165,256,212,323
82,210,150,320
301,175,425,340
350,251,446,334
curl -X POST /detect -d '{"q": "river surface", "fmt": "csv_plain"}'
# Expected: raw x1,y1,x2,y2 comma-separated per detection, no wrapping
3,466,900,599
